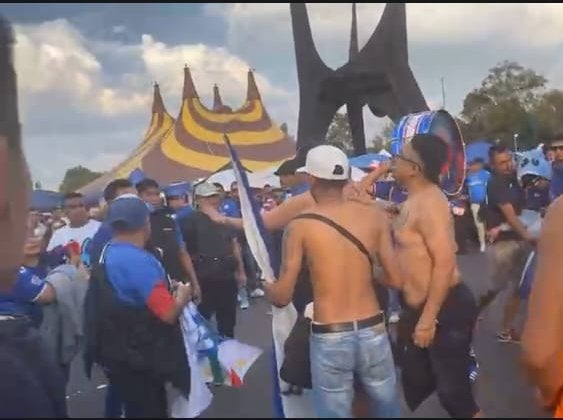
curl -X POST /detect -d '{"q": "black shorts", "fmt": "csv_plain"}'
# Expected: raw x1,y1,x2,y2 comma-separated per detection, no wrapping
399,282,479,418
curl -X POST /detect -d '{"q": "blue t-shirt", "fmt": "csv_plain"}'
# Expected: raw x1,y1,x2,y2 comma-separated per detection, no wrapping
389,184,408,204
174,205,194,222
221,198,241,218
374,181,393,200
0,267,46,317
104,241,169,308
290,183,310,198
465,169,491,204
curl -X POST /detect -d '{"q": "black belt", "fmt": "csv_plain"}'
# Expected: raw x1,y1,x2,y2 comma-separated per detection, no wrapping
311,312,385,334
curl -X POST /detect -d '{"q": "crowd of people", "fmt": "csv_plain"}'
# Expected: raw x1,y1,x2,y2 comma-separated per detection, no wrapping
3,125,563,418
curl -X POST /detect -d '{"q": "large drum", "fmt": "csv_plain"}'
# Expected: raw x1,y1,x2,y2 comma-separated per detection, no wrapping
391,110,466,196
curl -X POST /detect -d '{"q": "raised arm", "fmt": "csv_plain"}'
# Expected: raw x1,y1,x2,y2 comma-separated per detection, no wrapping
201,192,315,232
522,198,563,410
264,221,304,308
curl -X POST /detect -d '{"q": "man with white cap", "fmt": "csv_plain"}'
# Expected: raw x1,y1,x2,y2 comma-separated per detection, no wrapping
264,145,402,418
181,182,246,338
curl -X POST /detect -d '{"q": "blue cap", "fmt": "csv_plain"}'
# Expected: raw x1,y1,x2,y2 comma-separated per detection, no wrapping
107,196,150,230
128,168,146,186
163,181,192,198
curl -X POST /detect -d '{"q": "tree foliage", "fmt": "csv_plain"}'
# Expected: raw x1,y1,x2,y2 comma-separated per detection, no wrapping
326,112,394,155
326,112,354,155
59,166,104,193
370,119,394,152
459,60,563,149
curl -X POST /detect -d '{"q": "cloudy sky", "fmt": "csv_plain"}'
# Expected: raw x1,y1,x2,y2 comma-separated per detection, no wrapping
5,3,563,189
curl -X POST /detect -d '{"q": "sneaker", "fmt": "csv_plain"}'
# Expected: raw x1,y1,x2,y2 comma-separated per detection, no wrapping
468,347,479,382
480,243,486,253
497,329,521,344
250,288,265,298
239,288,250,310
388,312,400,324
469,360,480,382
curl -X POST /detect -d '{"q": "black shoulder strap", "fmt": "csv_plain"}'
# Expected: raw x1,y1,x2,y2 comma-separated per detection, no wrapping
294,213,373,266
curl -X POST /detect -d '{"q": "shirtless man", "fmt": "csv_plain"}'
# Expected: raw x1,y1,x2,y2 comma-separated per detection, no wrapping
263,145,402,418
385,133,481,418
522,197,563,417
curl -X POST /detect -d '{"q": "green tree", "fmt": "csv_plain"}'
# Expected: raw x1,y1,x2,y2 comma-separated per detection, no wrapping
369,119,394,152
459,60,547,148
59,166,104,193
326,112,354,156
534,89,563,140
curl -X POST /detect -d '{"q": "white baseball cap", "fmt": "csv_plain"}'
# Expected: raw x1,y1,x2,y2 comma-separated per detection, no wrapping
194,182,222,197
296,145,350,181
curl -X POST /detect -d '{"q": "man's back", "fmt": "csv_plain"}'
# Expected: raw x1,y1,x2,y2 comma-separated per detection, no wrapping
294,201,384,324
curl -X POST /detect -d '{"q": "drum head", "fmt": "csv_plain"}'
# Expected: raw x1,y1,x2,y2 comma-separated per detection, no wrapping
391,110,466,196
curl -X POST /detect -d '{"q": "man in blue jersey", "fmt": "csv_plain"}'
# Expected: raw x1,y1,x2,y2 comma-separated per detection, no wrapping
465,158,491,253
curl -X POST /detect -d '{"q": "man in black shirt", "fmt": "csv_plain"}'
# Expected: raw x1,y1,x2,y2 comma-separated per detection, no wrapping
182,182,246,338
480,145,535,343
136,178,201,303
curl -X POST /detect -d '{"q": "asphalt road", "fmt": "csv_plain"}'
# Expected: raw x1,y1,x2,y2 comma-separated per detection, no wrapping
67,251,548,418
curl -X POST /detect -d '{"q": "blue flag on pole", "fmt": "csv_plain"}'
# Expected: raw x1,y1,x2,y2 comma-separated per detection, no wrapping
223,135,314,418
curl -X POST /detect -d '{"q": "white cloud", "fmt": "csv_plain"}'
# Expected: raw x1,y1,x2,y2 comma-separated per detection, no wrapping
112,25,126,34
211,3,563,50
14,20,150,117
139,34,291,109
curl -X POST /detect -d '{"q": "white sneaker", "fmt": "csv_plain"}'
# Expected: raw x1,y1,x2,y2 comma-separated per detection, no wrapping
239,288,250,310
480,243,486,253
388,312,400,324
250,288,265,298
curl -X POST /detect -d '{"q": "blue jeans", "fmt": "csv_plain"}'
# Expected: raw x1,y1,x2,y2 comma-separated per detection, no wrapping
310,324,401,418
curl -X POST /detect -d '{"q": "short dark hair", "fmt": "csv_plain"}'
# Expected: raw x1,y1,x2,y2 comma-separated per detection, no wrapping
63,192,83,201
488,144,510,162
546,133,563,145
410,134,448,185
136,178,159,194
471,157,485,165
103,179,132,202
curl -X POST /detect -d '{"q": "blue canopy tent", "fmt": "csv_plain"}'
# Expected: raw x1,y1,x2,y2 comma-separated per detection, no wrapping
30,189,64,212
466,141,493,164
348,153,390,170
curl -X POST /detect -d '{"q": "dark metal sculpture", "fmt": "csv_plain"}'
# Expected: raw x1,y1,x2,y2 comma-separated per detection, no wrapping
291,3,428,156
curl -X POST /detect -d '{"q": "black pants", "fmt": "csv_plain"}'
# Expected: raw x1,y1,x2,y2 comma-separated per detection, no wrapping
198,277,237,338
107,366,167,418
399,283,479,418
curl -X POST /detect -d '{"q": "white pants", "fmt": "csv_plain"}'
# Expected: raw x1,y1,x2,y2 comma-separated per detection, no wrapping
470,203,486,248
